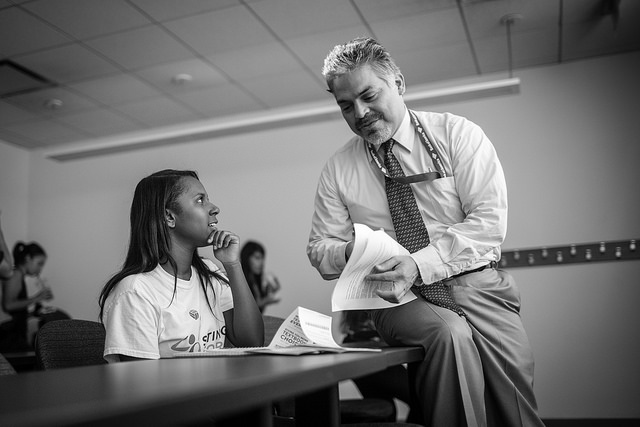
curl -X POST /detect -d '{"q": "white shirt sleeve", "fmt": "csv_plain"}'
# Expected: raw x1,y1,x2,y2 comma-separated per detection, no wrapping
103,286,161,363
307,158,353,280
410,115,507,283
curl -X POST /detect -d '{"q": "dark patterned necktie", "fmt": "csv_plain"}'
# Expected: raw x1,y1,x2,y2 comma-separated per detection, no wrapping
382,140,465,316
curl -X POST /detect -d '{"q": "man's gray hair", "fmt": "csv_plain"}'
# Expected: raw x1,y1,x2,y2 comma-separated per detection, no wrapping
322,37,401,92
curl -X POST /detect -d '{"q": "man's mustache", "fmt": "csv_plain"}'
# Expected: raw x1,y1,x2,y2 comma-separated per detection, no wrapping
356,113,383,131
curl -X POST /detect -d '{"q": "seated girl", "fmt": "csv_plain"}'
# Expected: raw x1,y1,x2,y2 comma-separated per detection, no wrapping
98,169,263,362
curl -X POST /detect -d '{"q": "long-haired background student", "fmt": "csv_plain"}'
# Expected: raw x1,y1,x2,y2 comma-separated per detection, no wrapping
98,169,263,362
240,240,281,313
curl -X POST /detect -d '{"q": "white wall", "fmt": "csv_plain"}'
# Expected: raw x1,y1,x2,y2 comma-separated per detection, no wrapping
0,141,30,323
0,51,638,419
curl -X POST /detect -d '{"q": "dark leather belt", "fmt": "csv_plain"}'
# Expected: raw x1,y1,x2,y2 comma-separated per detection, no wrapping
451,261,497,279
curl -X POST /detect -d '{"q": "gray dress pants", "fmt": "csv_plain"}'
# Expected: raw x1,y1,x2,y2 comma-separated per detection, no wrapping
370,268,545,427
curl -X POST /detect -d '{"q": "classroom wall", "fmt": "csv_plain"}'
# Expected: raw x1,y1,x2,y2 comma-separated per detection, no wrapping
1,50,638,419
0,141,30,323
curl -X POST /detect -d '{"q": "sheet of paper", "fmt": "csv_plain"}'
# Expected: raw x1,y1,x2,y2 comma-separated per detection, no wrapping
269,306,339,349
332,223,417,311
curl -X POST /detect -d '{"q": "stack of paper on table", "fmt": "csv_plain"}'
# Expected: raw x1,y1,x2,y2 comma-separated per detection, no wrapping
176,306,380,357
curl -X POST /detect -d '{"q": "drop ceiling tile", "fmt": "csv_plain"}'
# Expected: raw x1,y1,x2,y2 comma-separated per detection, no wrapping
353,0,455,22
240,69,325,108
0,59,54,97
22,0,150,39
3,119,90,146
475,29,557,74
13,43,120,84
248,0,361,39
113,97,200,127
562,20,640,61
0,101,40,125
129,0,239,22
561,0,640,60
0,129,40,149
209,42,303,81
172,83,264,118
286,25,373,75
164,5,277,56
463,0,558,38
392,42,479,86
56,108,143,136
561,0,605,24
0,6,71,56
85,25,195,70
371,8,466,53
134,58,228,92
68,74,162,106
4,86,101,115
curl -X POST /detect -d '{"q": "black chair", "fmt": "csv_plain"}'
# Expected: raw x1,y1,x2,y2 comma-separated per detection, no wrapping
34,319,106,370
0,352,17,375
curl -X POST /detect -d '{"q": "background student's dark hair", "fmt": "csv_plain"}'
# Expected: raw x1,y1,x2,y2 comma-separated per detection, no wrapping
98,169,227,321
13,242,46,266
240,240,265,289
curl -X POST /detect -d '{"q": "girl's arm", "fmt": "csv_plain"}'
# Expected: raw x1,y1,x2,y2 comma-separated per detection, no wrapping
2,272,52,313
222,261,264,347
209,229,263,347
0,212,13,280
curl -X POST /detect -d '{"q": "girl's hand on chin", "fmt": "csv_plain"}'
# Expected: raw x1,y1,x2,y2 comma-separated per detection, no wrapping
208,229,240,264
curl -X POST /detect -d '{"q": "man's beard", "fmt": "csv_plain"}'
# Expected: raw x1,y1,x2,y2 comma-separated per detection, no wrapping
357,113,392,146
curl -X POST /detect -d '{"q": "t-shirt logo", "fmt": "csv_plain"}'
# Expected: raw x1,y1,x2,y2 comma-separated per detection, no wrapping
189,309,199,320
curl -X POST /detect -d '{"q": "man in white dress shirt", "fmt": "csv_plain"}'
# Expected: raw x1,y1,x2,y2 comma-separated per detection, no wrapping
307,37,544,427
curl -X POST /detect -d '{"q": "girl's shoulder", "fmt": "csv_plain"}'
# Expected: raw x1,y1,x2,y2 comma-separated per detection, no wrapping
112,266,169,295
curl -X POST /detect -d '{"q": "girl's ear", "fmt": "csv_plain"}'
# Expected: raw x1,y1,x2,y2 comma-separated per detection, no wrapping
165,210,176,228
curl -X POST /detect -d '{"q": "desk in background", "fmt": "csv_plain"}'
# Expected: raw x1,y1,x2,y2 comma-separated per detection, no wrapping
0,346,423,427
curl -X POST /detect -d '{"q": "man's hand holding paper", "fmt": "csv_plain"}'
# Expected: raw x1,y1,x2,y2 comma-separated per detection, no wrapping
331,224,417,311
365,255,420,304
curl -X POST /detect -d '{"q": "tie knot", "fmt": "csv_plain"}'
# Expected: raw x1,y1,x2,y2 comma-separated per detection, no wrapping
382,139,395,155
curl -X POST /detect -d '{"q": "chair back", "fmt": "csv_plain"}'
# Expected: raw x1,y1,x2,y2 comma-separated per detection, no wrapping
0,352,17,375
35,319,106,370
263,315,285,346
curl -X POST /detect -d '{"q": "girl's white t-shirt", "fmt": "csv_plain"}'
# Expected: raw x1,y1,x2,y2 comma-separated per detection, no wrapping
102,259,233,362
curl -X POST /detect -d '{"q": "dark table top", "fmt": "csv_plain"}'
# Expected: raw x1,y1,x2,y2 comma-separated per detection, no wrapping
0,346,424,427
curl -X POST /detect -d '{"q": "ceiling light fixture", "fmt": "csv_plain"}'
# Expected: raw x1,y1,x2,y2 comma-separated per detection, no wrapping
44,76,520,161
43,98,63,110
171,73,193,85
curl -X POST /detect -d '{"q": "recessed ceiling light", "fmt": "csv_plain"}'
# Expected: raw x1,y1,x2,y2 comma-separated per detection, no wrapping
171,73,193,85
44,98,63,110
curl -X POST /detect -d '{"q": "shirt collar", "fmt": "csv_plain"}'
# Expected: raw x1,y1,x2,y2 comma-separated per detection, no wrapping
390,109,414,152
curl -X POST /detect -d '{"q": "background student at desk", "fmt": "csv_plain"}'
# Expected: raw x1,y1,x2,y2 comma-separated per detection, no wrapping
1,240,70,352
240,240,281,314
98,169,263,362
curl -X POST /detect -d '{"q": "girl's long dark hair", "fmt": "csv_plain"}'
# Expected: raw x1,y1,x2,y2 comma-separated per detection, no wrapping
240,240,264,298
98,169,227,322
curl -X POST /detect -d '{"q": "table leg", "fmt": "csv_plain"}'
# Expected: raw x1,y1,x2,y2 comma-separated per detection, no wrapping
294,384,340,427
214,404,273,427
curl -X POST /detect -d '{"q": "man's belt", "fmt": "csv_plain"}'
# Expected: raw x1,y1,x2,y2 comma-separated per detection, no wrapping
451,261,497,279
